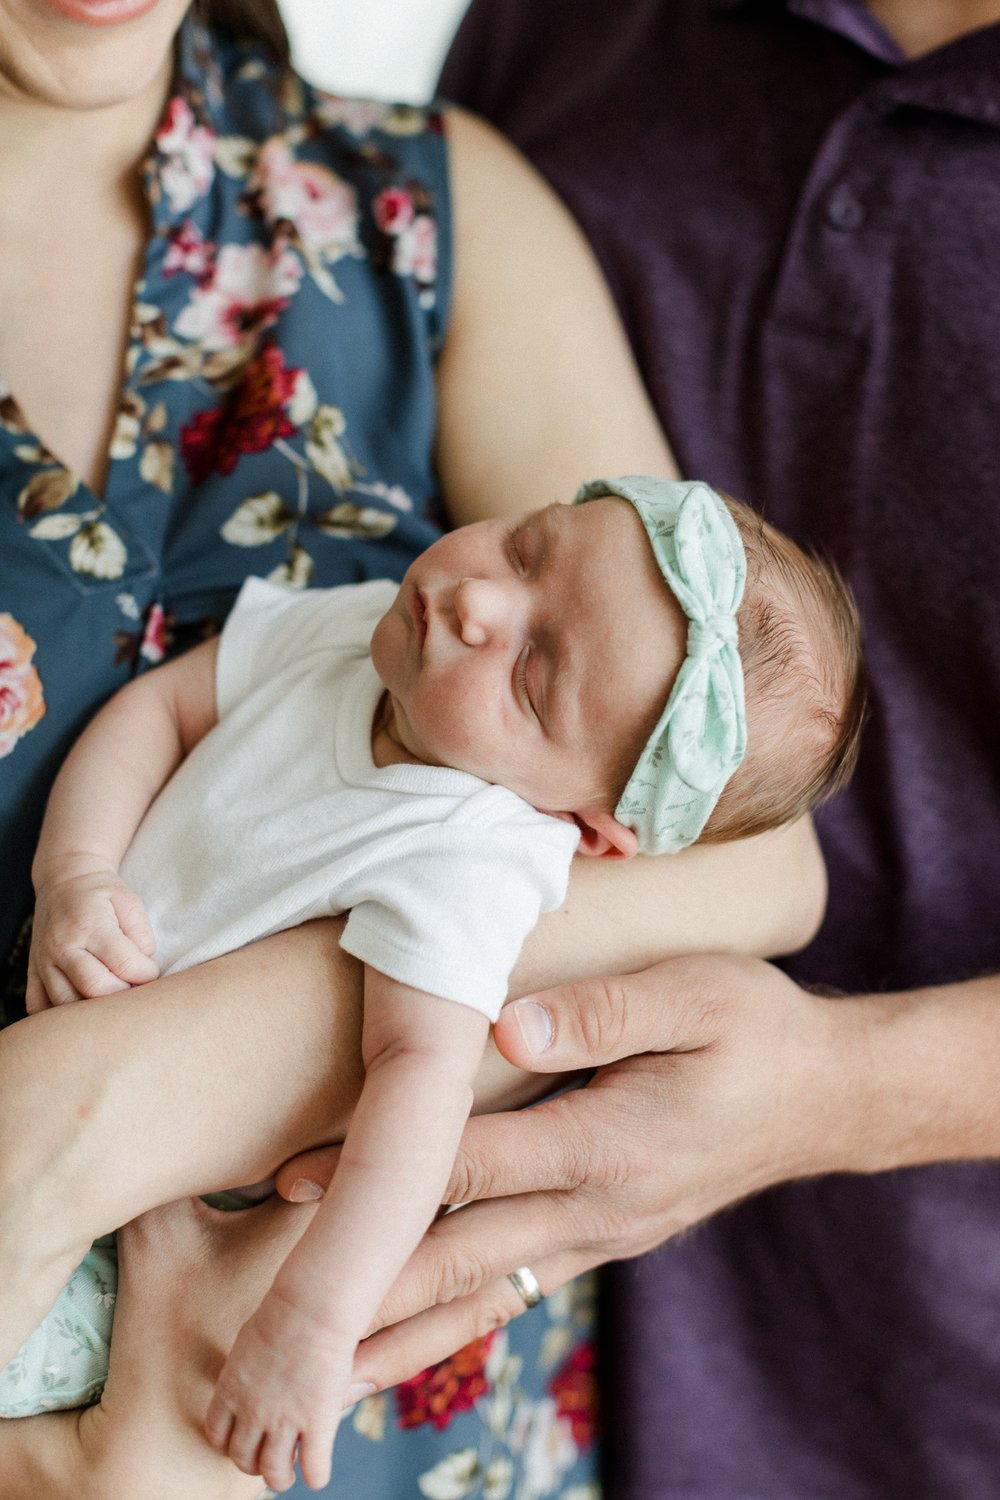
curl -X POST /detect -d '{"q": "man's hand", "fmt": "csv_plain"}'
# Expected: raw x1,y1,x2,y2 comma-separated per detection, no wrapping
276,954,870,1391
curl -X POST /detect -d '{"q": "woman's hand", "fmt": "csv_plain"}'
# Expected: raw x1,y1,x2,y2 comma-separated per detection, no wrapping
276,952,871,1392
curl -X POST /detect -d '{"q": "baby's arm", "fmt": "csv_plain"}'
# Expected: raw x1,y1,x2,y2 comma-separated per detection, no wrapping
27,638,219,1011
206,968,489,1493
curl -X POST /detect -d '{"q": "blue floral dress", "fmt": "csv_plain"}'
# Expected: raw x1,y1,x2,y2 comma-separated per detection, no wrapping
0,17,599,1498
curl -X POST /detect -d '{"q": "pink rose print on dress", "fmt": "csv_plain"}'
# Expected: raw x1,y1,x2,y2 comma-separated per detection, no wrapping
249,137,363,301
372,187,437,305
155,96,216,214
394,1332,497,1431
0,615,45,759
139,603,168,666
393,215,437,284
164,221,215,281
548,1339,599,1450
373,187,415,235
180,340,302,483
174,242,303,351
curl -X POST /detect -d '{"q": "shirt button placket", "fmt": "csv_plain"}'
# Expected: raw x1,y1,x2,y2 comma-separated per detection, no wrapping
825,184,867,232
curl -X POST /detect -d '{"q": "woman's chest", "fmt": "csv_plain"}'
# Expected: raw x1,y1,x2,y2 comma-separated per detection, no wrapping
0,199,146,496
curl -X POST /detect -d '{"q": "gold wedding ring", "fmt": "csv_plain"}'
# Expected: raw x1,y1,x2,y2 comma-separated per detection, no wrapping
507,1265,543,1308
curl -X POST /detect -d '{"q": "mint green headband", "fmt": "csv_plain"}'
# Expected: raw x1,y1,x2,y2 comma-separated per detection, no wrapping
575,476,748,855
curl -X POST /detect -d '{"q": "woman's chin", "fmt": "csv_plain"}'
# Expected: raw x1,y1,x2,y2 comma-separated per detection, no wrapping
0,0,185,114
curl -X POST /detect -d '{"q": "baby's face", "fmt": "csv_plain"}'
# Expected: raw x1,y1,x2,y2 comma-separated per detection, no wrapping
370,498,686,817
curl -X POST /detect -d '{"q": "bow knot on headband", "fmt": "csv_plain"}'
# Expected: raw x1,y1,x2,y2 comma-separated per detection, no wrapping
687,614,738,658
574,476,748,854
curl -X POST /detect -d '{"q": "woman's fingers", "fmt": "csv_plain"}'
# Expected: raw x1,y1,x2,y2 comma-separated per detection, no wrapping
275,1146,340,1202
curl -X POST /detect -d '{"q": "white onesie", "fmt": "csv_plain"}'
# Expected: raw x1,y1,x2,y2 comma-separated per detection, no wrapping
123,575,580,1018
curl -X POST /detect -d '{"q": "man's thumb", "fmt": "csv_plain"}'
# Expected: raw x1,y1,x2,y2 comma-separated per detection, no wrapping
495,973,648,1071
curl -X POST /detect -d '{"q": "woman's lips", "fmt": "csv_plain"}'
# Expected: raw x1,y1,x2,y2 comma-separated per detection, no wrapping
41,0,161,26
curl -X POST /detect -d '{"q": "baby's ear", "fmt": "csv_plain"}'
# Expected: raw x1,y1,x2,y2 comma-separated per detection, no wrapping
547,809,639,859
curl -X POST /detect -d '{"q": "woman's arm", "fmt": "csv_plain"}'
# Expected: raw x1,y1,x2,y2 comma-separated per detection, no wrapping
0,814,822,1286
0,814,820,1482
436,108,678,523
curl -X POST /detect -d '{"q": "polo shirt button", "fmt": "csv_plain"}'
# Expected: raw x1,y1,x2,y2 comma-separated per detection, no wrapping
826,186,866,231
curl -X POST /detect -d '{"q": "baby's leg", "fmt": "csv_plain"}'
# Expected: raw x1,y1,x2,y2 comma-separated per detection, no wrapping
0,919,540,1369
0,920,361,1368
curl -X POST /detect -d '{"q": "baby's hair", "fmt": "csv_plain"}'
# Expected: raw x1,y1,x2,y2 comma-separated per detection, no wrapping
698,495,867,843
590,489,865,844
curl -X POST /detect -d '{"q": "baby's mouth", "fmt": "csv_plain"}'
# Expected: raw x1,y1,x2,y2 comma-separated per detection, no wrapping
410,586,427,653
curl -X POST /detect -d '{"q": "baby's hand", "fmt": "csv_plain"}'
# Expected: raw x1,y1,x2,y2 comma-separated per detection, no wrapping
27,865,159,1012
205,1288,350,1492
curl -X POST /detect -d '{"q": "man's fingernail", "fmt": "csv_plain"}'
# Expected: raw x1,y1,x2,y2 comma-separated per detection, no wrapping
343,1382,377,1408
288,1178,324,1202
513,998,553,1056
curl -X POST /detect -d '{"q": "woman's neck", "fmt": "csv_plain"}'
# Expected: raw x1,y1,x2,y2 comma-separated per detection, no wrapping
0,50,172,213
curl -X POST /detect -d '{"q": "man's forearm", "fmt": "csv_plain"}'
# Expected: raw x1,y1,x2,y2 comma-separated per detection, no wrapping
838,973,1000,1173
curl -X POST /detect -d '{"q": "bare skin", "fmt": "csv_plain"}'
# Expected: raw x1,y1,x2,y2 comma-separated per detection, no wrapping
0,1196,324,1500
866,0,1000,55
0,814,825,1376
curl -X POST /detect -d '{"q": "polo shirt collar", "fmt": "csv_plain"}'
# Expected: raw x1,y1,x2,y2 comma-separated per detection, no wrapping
703,0,1000,127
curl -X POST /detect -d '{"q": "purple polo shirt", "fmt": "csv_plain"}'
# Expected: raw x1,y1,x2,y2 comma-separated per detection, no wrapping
443,5,1000,1496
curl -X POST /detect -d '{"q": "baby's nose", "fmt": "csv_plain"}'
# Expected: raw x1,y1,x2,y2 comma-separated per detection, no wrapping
453,578,509,646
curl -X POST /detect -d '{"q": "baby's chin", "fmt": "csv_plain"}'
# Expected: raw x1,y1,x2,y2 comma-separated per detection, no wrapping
369,609,401,688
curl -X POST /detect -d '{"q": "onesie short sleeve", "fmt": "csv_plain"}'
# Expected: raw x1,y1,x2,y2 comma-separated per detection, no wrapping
341,784,579,1019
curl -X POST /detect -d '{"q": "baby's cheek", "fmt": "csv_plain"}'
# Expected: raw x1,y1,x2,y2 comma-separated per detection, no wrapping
426,677,491,761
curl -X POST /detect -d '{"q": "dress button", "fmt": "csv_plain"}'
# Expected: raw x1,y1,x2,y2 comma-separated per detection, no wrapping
825,186,867,231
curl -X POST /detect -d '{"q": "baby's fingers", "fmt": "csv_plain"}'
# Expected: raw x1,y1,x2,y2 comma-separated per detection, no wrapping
57,944,131,999
259,1426,316,1493
25,960,54,1013
297,1425,338,1491
86,921,159,988
220,1411,266,1479
111,886,157,958
33,962,83,1007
